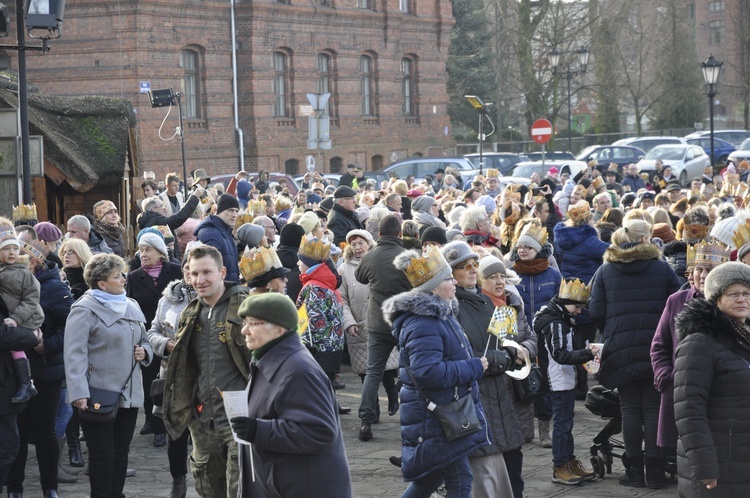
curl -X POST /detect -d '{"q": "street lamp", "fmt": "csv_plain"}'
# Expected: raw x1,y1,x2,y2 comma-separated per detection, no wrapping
465,95,490,174
700,54,723,170
149,88,189,198
548,46,589,152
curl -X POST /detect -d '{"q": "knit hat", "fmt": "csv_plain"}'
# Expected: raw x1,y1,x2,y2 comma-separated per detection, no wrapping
355,206,371,224
238,293,299,332
446,229,464,242
621,192,637,208
0,230,19,250
420,226,447,246
393,246,452,293
478,255,506,280
319,197,334,214
712,215,746,248
298,211,319,235
475,195,497,216
236,180,253,201
441,241,478,269
33,222,62,243
138,232,169,259
411,195,435,213
562,180,576,196
236,223,265,249
307,193,322,204
346,229,374,247
279,223,305,249
407,189,422,198
704,262,750,303
515,223,547,253
334,185,357,199
94,200,117,221
136,227,163,244
297,236,331,267
651,223,675,244
739,242,750,262
216,194,240,214
447,206,466,226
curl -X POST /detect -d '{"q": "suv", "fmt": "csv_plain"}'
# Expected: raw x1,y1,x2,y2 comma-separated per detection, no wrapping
378,157,478,183
464,153,524,176
612,136,687,153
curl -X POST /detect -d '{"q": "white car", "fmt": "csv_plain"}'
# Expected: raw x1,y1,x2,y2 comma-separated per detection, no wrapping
612,136,687,153
510,160,587,181
636,144,710,186
728,138,750,165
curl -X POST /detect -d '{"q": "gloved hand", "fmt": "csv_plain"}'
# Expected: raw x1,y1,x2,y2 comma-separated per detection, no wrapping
230,417,258,443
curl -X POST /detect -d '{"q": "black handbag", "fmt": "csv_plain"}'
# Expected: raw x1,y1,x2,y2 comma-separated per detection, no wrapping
511,363,549,404
150,377,165,407
79,360,139,424
406,366,482,442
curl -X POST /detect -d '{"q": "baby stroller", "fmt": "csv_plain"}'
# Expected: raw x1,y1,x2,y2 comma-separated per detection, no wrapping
585,386,677,480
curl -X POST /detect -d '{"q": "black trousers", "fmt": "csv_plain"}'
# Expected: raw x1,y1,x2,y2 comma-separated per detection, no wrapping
168,429,189,478
6,379,63,493
140,360,165,434
80,406,138,498
0,413,20,493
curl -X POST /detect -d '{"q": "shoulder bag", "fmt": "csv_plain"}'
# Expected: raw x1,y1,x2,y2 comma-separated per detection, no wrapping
78,358,139,424
511,362,549,404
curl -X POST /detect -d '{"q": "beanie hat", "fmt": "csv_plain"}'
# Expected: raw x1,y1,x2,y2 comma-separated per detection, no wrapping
216,194,240,214
393,246,452,293
478,255,506,280
407,189,423,198
446,228,464,242
738,242,750,262
319,197,334,214
447,206,466,226
136,227,163,244
298,211,319,235
236,180,253,201
562,180,576,196
475,195,497,216
346,229,374,247
238,293,299,333
236,223,265,250
515,223,546,253
0,229,19,250
138,232,169,259
411,195,435,213
652,223,675,244
441,241,478,269
355,206,371,224
34,222,62,243
306,193,322,204
421,226,447,246
279,223,305,249
704,261,750,303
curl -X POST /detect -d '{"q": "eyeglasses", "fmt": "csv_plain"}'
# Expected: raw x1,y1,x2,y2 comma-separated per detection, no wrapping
456,261,479,271
244,320,269,328
725,292,750,301
263,225,276,230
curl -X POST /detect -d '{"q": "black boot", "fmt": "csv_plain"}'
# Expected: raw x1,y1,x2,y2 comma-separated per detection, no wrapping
11,358,37,403
168,474,187,498
619,454,645,488
359,422,372,441
383,370,399,416
68,440,84,468
645,457,667,489
43,490,59,498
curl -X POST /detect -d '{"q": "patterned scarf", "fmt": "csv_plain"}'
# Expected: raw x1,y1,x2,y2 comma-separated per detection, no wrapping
730,317,750,346
93,219,125,241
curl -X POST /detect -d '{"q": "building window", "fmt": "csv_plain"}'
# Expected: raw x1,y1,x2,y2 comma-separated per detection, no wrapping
360,55,376,116
371,155,383,171
330,156,342,174
402,58,415,116
317,0,332,5
0,52,10,71
399,0,412,14
284,159,299,176
181,49,200,118
273,51,290,117
709,20,725,45
357,0,373,9
708,1,725,12
318,53,333,117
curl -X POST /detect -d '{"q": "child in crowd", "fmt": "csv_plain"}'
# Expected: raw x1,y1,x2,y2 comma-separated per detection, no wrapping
0,218,44,403
534,278,600,485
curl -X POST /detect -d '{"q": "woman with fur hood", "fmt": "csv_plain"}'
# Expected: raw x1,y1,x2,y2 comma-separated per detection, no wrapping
589,219,681,489
384,246,490,497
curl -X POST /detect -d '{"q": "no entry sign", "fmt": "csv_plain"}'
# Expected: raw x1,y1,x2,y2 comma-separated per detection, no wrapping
531,119,553,144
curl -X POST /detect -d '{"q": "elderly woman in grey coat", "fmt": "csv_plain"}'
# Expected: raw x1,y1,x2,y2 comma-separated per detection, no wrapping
411,195,446,233
64,253,152,498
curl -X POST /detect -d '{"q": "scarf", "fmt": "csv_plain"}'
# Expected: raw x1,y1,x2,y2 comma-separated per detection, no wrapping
483,289,507,308
513,257,550,276
251,329,297,364
93,219,125,241
90,289,129,315
143,261,163,283
729,317,750,346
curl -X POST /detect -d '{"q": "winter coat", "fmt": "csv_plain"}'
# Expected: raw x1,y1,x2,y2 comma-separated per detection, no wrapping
87,228,113,255
126,262,183,329
595,221,618,244
277,244,302,301
673,298,750,497
63,266,87,300
454,285,523,456
553,222,609,284
237,333,352,497
339,249,397,375
510,244,563,326
589,242,680,389
147,279,196,380
94,220,127,258
413,211,446,233
0,263,44,329
64,292,153,408
327,203,362,246
355,236,412,334
383,290,490,481
0,323,38,415
651,286,699,449
194,214,240,283
297,263,345,355
662,240,688,287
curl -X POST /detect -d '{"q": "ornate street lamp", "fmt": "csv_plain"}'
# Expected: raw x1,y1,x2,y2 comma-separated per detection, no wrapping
549,46,589,152
700,54,723,169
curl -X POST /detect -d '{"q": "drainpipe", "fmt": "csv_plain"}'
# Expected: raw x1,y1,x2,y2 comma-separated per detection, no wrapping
231,0,245,171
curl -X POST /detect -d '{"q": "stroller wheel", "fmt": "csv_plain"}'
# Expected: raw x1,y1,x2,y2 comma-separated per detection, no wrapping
591,455,606,479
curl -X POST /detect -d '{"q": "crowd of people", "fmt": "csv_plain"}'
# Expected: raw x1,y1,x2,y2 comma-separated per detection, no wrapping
1,157,750,497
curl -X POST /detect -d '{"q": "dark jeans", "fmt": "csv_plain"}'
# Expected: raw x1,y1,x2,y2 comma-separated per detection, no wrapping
503,448,524,498
0,413,20,493
168,429,189,478
619,378,661,460
7,379,63,493
549,389,576,467
140,360,165,434
358,331,398,423
80,406,138,498
534,394,552,421
401,456,473,498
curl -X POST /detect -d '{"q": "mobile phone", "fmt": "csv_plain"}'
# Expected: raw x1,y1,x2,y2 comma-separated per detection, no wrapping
532,187,542,195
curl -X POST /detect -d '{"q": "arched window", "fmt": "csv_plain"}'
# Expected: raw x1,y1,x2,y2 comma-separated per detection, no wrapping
330,156,342,174
402,58,414,116
371,155,383,171
181,49,201,118
273,51,291,117
284,159,299,176
360,55,376,116
318,53,335,117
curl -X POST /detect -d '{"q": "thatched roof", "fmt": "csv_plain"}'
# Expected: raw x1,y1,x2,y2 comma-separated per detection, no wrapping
0,73,137,192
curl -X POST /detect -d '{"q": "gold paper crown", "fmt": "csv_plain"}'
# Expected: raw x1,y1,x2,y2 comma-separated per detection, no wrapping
402,245,449,289
239,246,276,282
246,200,266,217
520,222,548,247
686,243,697,267
235,213,254,228
732,182,749,199
20,239,48,261
559,278,590,303
683,224,710,242
12,204,37,221
298,235,331,263
588,159,598,168
732,220,750,250
486,168,499,178
592,177,605,191
567,200,592,222
151,225,174,243
726,173,740,185
694,241,731,268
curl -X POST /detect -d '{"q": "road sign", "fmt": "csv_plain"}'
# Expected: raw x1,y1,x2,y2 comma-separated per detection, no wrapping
139,81,151,94
531,118,553,144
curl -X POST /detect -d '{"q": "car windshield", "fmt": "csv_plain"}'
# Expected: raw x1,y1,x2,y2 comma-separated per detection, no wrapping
576,146,599,159
511,164,544,177
645,147,684,161
526,151,574,161
739,139,750,151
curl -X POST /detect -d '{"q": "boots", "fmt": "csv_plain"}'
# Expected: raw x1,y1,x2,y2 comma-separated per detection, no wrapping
168,475,187,498
11,358,38,404
538,420,552,448
645,457,667,489
383,371,399,416
619,454,645,488
68,439,84,468
57,438,79,483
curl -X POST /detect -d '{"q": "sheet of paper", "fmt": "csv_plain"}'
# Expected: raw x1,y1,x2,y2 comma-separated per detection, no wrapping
164,310,178,330
222,390,251,445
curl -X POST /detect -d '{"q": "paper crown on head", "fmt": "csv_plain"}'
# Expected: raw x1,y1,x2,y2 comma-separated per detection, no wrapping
573,184,587,197
520,222,548,247
239,246,279,282
151,225,175,243
235,213,254,228
732,219,750,250
591,177,605,191
694,241,731,268
726,173,741,185
298,234,331,263
683,224,710,242
401,245,450,290
686,243,697,267
20,238,49,261
567,200,592,222
587,159,598,168
732,182,749,199
559,278,590,303
486,168,499,179
12,204,37,222
246,200,266,217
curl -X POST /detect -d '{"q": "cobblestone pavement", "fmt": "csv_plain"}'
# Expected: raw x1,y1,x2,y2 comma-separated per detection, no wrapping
19,366,677,497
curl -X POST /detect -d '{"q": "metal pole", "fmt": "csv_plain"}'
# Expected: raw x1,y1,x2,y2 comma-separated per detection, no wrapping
17,0,31,204
478,114,484,175
567,71,572,152
709,88,715,169
176,93,188,199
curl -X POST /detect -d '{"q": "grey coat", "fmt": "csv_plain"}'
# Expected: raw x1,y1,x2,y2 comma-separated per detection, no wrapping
64,292,153,408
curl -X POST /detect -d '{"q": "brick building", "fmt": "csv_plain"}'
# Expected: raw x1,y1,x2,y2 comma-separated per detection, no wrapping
13,0,456,183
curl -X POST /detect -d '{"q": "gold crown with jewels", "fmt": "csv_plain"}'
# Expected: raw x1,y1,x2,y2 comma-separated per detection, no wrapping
246,200,267,217
559,278,590,303
12,204,37,222
520,222,548,246
20,239,48,261
239,246,278,282
235,213,254,228
567,200,592,222
298,235,331,263
486,168,499,179
403,245,449,289
694,241,730,268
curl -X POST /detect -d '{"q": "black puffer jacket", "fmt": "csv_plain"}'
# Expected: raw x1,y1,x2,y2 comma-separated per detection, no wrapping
674,298,750,498
662,240,688,287
454,286,523,455
589,242,680,389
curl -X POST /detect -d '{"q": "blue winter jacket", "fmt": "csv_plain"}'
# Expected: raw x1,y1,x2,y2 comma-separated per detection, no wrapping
383,290,491,481
510,244,562,326
194,214,240,283
553,222,609,285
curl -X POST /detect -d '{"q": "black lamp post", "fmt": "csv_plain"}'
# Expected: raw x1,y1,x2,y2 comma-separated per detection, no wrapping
465,95,490,174
548,46,589,152
700,54,722,170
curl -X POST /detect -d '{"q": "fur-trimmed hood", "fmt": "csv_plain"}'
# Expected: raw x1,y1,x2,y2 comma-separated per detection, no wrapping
553,222,600,250
676,297,737,342
383,290,458,326
604,241,661,265
661,240,687,257
162,279,196,306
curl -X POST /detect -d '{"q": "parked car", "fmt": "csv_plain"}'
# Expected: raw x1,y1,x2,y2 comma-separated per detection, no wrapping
464,152,524,176
209,172,301,196
575,145,645,172
510,160,587,181
377,156,478,184
727,138,750,165
524,151,576,161
636,144,710,186
612,136,687,153
293,173,340,188
685,129,750,146
685,137,736,166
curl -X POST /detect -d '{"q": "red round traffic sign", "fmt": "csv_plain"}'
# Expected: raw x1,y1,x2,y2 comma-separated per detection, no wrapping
531,118,553,144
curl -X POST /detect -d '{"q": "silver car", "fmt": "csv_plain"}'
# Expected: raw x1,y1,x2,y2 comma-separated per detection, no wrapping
727,138,750,165
636,144,710,186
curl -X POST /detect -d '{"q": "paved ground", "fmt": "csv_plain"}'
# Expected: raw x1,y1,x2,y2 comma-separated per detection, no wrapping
19,366,677,497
